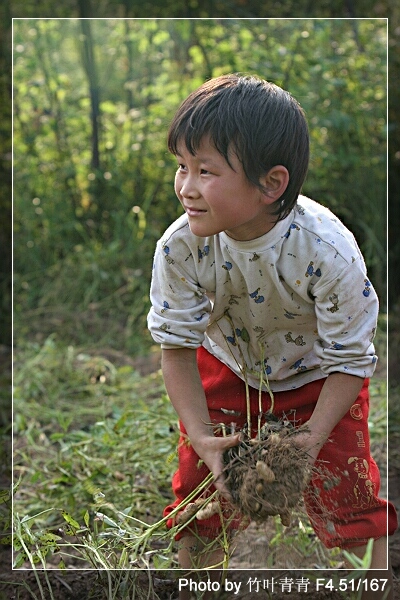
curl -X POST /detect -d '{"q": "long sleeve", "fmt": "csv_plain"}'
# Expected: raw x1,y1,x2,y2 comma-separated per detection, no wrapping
147,197,379,393
148,218,213,349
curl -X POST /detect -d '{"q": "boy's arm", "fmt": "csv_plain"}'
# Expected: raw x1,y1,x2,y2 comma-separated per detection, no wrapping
161,347,241,496
295,371,364,463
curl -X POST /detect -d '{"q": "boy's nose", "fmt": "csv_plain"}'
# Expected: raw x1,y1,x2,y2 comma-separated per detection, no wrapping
178,177,201,199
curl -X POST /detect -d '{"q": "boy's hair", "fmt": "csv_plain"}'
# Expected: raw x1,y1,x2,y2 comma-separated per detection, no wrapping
168,74,309,221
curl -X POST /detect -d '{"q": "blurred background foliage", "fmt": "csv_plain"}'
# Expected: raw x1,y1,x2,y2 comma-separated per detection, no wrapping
0,3,399,589
11,17,388,355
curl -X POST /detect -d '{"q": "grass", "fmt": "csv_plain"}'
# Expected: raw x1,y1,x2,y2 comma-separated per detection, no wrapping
12,337,231,574
6,323,390,597
12,337,180,563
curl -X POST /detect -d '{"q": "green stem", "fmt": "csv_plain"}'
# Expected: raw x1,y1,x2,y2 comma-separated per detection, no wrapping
220,312,252,434
36,550,56,600
258,360,263,439
15,526,46,600
258,341,275,414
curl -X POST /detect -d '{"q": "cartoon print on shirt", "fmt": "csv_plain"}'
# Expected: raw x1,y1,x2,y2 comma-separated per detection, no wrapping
249,288,265,304
347,456,380,509
283,309,302,319
222,261,233,271
228,294,241,306
283,223,300,239
149,197,379,392
253,325,266,339
161,301,170,313
327,293,339,313
330,341,345,350
195,313,207,322
163,245,174,264
262,358,272,375
226,326,250,345
255,357,272,375
363,279,371,297
226,333,237,345
198,245,210,262
284,332,306,346
296,205,305,215
305,261,322,278
289,358,307,372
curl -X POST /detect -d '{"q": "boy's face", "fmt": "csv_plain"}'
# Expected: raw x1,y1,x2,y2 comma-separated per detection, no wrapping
174,137,277,241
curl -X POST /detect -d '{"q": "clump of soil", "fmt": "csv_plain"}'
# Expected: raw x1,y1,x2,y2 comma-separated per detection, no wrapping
223,414,311,526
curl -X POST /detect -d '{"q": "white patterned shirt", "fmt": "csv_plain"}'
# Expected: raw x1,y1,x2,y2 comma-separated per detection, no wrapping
147,196,378,392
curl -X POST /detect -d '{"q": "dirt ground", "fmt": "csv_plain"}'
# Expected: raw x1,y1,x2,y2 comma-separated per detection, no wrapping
0,548,399,599
1,347,399,599
0,466,399,599
1,460,398,598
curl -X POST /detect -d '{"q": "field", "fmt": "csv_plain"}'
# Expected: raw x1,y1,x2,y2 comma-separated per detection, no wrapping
4,15,399,597
1,315,399,599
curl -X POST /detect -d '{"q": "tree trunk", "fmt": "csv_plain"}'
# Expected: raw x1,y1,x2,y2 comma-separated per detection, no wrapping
78,5,100,170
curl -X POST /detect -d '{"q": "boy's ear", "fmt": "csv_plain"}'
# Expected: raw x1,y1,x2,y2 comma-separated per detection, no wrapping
260,165,289,202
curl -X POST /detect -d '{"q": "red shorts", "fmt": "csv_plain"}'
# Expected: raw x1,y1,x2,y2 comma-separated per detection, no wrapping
164,347,398,549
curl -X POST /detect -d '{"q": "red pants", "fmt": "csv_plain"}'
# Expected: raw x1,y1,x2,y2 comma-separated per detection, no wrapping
164,347,398,548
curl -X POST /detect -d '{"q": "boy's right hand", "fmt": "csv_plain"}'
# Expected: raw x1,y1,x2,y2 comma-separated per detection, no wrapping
160,348,241,499
190,432,241,500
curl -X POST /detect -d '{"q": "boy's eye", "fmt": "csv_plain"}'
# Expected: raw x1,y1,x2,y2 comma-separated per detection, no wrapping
176,164,211,175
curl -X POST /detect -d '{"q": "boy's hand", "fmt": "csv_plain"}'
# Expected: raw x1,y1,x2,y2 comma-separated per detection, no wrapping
291,427,329,466
291,372,364,466
190,432,241,499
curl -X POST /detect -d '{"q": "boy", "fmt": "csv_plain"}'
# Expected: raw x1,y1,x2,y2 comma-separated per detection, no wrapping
147,74,397,598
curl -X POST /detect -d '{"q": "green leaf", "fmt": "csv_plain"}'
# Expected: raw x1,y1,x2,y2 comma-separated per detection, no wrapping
38,532,62,545
0,535,12,545
61,511,80,530
13,551,28,568
84,510,90,528
0,489,11,503
95,512,119,528
32,552,42,563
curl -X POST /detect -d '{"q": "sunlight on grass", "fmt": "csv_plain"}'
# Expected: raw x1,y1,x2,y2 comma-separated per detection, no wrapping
11,332,389,578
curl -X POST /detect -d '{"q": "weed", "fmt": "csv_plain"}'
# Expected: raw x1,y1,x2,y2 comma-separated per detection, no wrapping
10,334,389,598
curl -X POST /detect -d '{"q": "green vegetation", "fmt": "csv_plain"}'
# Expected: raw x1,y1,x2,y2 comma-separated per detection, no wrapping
9,323,388,576
13,18,387,357
13,337,176,524
4,16,395,599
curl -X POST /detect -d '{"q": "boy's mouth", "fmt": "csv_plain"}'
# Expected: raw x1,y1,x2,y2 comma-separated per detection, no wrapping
185,206,207,217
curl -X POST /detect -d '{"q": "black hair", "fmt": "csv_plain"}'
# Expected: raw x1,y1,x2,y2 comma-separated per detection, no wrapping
167,74,309,221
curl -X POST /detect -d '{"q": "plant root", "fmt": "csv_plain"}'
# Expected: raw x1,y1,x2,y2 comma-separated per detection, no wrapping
176,498,220,525
223,415,311,526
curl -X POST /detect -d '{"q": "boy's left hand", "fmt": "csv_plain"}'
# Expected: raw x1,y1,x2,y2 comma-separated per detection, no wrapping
291,372,364,466
291,426,329,466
